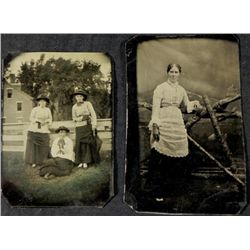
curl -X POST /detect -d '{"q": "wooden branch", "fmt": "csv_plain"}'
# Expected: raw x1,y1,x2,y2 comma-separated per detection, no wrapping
188,135,245,187
186,94,241,129
213,94,241,112
203,95,232,165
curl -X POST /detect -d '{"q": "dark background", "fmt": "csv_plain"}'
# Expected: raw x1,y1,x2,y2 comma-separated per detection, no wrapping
1,34,250,215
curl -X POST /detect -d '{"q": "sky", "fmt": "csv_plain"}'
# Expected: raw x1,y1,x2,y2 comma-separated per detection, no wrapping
137,38,240,100
8,52,111,78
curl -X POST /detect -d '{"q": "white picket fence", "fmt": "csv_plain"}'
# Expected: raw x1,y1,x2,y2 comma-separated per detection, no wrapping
2,119,112,152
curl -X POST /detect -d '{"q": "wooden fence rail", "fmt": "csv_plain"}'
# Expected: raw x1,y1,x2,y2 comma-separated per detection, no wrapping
2,119,112,152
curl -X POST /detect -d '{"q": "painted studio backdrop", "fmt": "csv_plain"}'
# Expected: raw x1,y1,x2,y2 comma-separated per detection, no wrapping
126,36,247,214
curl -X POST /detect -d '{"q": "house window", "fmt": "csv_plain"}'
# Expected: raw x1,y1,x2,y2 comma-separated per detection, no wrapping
17,102,23,111
7,88,13,98
9,74,16,83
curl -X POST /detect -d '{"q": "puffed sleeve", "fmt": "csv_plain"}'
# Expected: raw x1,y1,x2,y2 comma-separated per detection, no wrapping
64,138,73,155
63,137,74,161
87,102,97,128
72,104,77,122
46,108,53,125
51,138,58,158
149,86,162,128
181,88,193,113
181,88,201,113
29,107,37,124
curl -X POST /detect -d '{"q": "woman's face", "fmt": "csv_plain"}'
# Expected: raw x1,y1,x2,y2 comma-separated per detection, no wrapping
167,65,180,83
39,99,47,107
75,94,84,103
59,130,67,138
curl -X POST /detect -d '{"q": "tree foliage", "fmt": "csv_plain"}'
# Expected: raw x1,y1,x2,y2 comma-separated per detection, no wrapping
17,55,111,120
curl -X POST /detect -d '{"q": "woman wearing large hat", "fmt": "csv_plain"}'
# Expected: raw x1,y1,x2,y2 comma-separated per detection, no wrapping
24,94,52,167
71,87,101,168
39,126,75,179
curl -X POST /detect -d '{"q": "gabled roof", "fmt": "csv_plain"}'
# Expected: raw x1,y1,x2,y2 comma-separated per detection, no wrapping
5,82,34,101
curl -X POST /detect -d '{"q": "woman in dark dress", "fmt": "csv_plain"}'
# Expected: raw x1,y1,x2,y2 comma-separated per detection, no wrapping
71,87,101,169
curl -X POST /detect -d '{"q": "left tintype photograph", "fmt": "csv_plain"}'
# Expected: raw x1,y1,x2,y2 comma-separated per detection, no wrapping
2,52,113,207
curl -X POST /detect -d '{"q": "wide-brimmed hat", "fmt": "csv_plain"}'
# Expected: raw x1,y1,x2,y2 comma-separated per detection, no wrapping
71,87,88,100
55,126,70,133
36,94,50,103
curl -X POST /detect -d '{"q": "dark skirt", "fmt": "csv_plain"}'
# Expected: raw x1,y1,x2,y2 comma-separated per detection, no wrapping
75,125,101,164
39,157,74,177
25,131,50,165
145,148,190,197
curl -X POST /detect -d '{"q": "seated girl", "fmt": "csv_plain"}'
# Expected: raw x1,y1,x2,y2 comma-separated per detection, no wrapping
39,126,75,179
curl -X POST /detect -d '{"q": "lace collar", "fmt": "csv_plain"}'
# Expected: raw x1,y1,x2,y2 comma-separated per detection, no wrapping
167,79,179,88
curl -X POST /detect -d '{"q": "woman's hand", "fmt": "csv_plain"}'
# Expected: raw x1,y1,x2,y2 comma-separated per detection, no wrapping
92,127,97,137
189,100,203,114
192,100,201,109
152,123,160,141
44,119,52,125
193,101,204,115
57,149,65,155
75,116,83,122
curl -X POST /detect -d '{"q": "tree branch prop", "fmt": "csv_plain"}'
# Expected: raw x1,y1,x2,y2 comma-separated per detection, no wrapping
188,135,245,187
203,95,233,165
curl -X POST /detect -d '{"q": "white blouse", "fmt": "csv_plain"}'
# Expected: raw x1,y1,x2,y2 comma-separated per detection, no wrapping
72,101,97,128
51,136,74,162
149,80,193,127
28,106,52,133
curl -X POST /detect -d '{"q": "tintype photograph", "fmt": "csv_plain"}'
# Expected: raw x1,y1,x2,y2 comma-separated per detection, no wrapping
125,35,247,214
2,52,113,207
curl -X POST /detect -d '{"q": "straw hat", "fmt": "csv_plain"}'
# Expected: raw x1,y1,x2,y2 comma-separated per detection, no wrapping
55,126,70,133
71,87,88,100
36,94,50,103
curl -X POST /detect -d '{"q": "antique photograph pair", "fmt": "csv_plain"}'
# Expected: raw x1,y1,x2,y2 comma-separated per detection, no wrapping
1,35,248,215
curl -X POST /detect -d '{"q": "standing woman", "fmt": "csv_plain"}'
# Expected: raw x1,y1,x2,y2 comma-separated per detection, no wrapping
147,63,200,200
25,95,52,167
72,87,100,169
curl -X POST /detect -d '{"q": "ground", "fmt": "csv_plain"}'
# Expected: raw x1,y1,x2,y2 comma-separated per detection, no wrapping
2,151,113,207
133,176,246,214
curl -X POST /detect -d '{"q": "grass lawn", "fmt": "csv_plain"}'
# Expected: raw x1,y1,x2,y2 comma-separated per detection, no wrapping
2,151,113,207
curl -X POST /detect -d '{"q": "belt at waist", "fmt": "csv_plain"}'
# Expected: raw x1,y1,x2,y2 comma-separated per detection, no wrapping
74,120,89,127
160,103,179,108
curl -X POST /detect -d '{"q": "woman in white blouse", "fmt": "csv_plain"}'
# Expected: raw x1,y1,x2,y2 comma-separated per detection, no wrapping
147,63,201,201
25,95,52,167
39,126,74,179
71,87,100,169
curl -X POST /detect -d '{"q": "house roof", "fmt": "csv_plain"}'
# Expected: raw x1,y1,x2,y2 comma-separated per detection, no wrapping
5,82,34,101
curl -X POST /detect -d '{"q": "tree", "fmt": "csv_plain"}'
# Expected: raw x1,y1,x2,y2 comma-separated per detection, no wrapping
17,55,111,120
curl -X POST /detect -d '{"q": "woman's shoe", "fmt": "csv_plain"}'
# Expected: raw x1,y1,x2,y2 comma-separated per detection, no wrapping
77,163,83,168
83,163,88,169
44,173,50,179
155,198,164,202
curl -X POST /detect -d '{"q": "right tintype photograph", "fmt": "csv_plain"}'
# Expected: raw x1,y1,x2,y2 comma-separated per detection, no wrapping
125,35,247,214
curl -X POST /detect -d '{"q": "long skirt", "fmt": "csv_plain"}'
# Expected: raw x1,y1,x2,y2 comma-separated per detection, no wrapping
25,131,50,165
39,157,74,177
145,148,191,197
75,125,101,164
